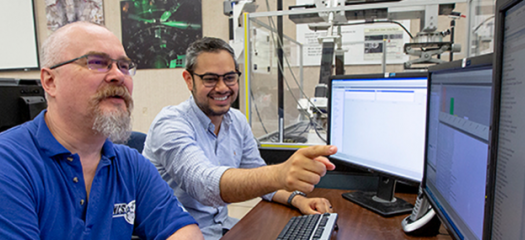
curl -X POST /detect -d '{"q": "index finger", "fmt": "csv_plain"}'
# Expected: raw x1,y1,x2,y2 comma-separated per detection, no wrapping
298,145,337,159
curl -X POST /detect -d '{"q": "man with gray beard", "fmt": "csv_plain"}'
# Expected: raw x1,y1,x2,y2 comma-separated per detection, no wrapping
0,21,203,240
90,84,134,143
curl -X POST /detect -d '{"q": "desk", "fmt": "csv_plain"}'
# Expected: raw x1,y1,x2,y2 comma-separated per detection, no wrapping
222,188,452,240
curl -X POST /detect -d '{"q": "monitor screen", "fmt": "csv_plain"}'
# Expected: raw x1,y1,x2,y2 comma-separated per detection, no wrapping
422,54,493,240
490,0,525,239
328,72,427,216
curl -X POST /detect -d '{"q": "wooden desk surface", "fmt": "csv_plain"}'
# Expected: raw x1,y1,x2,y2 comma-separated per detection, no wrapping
222,188,452,240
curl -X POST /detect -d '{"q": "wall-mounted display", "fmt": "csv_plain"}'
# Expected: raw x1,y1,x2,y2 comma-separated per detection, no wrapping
120,0,202,69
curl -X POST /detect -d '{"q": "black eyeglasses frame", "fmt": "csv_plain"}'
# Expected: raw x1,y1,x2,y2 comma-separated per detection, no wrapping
190,71,242,87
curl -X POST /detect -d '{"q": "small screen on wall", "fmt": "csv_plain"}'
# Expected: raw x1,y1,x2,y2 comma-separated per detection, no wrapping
120,0,202,69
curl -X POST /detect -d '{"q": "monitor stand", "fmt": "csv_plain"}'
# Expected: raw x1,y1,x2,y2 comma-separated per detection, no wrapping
342,176,414,217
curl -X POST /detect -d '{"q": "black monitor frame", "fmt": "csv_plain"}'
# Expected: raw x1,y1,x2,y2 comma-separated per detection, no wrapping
328,71,427,217
421,53,494,240
487,0,525,239
0,78,47,132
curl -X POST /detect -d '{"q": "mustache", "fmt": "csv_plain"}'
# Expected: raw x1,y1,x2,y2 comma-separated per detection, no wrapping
208,89,233,97
93,85,133,110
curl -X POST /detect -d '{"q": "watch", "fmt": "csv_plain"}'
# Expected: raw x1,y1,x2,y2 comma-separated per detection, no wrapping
287,190,306,206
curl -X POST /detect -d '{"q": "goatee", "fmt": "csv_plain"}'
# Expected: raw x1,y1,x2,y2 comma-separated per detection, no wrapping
90,85,134,143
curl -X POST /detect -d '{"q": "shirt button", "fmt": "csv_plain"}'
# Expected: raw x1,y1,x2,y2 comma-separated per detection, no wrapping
80,199,85,205
67,157,73,162
73,177,78,183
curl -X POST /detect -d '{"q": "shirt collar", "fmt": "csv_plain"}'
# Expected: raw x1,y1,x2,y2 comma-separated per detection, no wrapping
32,110,116,160
188,95,232,134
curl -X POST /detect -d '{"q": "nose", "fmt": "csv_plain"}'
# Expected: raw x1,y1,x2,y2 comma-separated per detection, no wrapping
105,61,127,85
213,77,229,90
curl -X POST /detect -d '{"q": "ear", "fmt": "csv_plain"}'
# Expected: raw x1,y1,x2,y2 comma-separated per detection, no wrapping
40,68,57,98
182,70,194,92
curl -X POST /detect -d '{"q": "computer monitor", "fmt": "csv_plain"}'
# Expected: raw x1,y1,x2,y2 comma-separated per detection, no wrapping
328,72,428,216
421,53,493,240
489,0,525,239
0,78,47,132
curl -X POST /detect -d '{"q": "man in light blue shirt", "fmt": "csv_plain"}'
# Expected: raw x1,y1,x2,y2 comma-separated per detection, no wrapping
143,37,337,239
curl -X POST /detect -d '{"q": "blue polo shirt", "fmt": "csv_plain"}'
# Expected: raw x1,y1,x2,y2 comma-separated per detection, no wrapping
0,111,197,239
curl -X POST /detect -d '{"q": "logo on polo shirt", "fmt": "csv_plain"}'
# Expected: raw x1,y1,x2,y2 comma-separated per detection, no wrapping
113,200,136,224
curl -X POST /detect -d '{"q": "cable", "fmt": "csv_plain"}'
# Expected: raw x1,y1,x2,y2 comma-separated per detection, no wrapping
472,15,495,32
263,0,321,121
309,116,327,143
250,89,269,135
255,0,335,144
263,11,325,116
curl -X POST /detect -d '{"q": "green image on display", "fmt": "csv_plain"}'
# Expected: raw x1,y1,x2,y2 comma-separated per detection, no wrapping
121,0,202,69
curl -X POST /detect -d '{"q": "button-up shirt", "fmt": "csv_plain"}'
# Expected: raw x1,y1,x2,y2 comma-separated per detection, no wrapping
143,96,275,240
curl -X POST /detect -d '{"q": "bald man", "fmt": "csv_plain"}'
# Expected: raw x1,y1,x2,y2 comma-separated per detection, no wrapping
0,22,203,240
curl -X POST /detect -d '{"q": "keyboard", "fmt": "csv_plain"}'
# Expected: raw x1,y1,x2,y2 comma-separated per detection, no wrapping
276,213,338,240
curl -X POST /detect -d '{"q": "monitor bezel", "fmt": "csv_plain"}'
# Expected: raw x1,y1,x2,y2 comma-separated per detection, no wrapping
485,0,524,239
421,53,494,240
327,71,428,186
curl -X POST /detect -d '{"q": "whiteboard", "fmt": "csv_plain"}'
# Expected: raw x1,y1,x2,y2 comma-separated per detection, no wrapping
0,0,39,71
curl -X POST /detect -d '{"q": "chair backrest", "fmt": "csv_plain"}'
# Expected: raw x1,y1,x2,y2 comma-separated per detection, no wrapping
126,131,147,153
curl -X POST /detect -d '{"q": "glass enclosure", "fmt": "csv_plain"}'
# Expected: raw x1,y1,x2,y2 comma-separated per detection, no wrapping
240,0,493,147
468,0,496,56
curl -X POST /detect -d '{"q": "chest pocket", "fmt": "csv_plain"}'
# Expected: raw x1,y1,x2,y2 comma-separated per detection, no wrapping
213,133,242,167
231,144,242,166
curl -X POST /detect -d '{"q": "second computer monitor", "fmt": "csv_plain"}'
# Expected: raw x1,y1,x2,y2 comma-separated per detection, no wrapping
328,72,427,216
489,0,525,239
422,53,493,240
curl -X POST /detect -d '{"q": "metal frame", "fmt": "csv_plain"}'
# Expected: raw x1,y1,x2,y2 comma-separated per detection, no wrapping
244,0,469,146
248,0,468,18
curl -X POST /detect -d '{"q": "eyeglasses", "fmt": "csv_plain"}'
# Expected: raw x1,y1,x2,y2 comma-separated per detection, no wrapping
191,71,241,87
49,53,137,76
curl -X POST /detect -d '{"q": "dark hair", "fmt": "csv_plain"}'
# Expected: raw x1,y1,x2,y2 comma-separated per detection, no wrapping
185,37,238,72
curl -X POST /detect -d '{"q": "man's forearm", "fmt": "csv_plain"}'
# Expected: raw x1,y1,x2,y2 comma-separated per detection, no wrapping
219,164,282,203
167,224,203,240
219,145,337,203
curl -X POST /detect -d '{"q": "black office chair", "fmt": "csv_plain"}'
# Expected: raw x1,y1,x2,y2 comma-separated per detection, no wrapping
125,131,147,153
127,132,146,240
